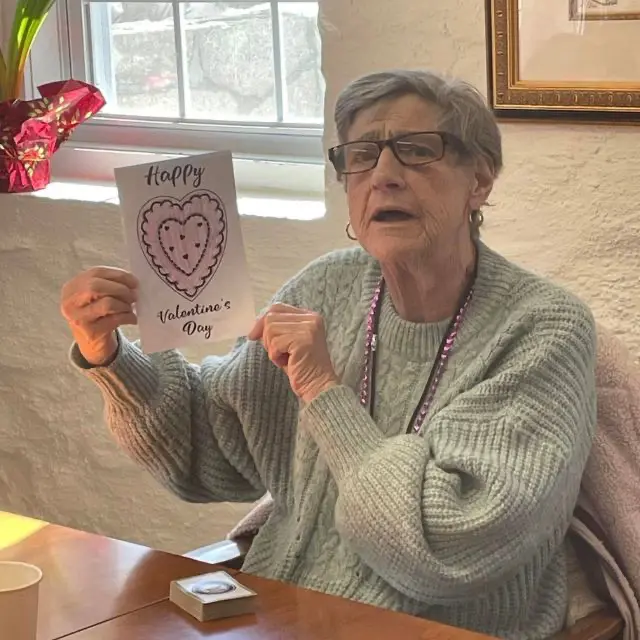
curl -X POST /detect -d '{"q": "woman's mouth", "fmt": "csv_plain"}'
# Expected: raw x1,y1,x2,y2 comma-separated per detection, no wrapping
372,209,415,222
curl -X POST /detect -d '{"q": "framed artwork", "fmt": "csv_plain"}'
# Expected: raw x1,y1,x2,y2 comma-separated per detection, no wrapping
570,0,640,21
486,0,640,121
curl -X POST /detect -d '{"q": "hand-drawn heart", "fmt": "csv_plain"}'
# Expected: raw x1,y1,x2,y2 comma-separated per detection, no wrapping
137,189,227,301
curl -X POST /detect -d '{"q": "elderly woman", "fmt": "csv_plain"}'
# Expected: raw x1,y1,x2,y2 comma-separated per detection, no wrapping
61,69,596,639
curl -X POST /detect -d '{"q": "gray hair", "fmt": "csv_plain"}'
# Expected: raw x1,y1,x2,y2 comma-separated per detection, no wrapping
334,69,503,177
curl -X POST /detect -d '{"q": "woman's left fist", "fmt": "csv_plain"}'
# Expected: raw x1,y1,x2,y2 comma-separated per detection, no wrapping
248,303,338,403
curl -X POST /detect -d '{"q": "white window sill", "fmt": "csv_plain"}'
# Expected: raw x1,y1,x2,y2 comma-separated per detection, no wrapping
50,146,326,199
29,180,325,221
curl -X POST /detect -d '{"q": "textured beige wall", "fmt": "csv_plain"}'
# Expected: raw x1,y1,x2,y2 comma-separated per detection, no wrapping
1,0,639,553
0,197,345,552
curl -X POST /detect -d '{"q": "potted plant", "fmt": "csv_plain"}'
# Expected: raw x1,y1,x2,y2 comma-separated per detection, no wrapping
0,0,106,193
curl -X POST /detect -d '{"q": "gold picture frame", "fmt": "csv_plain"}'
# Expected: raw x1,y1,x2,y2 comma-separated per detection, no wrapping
487,0,640,121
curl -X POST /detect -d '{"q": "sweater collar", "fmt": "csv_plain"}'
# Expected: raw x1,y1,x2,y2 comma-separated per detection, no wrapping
359,242,518,361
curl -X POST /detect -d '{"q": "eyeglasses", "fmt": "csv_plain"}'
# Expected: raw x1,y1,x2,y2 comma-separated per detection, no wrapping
328,131,466,175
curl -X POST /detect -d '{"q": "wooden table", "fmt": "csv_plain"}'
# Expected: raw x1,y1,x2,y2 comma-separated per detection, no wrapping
0,517,236,640
64,572,485,640
1,514,490,640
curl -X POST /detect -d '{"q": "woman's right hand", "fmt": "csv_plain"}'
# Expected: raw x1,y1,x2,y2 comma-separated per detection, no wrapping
60,267,139,366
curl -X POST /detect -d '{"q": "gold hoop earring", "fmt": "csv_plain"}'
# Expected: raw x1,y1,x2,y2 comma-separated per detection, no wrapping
345,223,357,241
470,210,484,227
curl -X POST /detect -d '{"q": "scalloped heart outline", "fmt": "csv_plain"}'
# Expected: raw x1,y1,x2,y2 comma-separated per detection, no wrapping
137,189,227,301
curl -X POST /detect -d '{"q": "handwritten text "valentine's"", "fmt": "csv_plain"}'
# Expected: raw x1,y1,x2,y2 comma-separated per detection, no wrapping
145,163,205,189
158,300,232,340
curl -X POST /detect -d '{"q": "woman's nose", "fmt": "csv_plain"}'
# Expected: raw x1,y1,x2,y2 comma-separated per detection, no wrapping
370,147,406,191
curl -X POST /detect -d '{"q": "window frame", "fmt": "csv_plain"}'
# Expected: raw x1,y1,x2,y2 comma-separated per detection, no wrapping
23,0,326,196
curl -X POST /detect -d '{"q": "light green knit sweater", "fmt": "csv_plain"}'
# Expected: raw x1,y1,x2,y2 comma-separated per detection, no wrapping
72,242,597,639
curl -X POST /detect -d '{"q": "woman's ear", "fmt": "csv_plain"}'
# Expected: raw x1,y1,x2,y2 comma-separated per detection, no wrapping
469,157,495,211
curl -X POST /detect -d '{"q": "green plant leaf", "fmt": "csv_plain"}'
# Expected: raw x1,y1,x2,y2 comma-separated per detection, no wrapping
0,47,6,96
1,0,58,100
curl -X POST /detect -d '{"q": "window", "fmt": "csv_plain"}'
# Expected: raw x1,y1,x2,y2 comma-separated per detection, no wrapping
27,1,325,194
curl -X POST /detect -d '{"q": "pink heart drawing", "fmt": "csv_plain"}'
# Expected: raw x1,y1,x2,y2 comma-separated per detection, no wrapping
138,189,227,301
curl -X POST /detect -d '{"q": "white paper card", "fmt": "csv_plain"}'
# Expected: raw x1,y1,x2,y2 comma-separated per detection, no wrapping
115,151,255,354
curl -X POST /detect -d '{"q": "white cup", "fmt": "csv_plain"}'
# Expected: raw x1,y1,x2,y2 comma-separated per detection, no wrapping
0,561,43,640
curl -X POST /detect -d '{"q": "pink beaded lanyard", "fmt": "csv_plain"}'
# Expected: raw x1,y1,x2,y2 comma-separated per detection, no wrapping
359,267,476,435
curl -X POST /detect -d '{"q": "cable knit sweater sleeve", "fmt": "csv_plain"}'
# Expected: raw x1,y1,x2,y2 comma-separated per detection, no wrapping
69,257,330,505
71,335,270,503
300,296,597,605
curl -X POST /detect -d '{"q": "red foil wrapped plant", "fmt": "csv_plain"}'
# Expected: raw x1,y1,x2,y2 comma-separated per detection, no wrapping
0,80,106,192
0,1,106,193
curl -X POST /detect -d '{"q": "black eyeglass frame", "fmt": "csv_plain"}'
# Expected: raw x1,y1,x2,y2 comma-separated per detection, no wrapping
327,130,468,176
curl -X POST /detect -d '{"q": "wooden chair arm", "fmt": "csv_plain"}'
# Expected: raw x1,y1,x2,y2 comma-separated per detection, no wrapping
550,608,623,640
184,536,252,571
